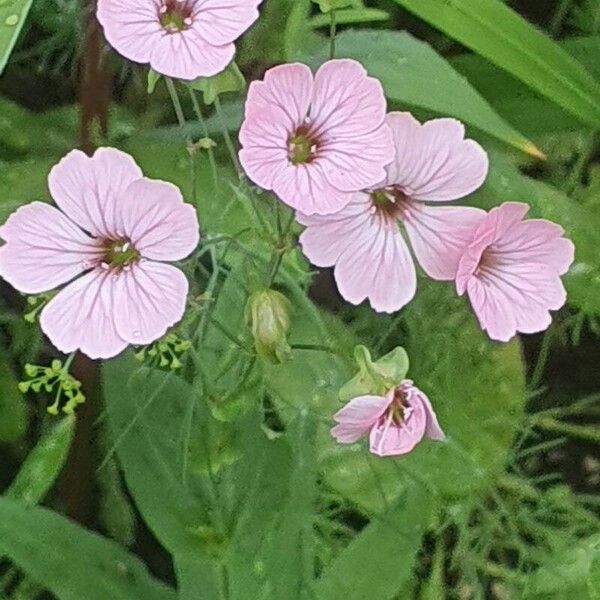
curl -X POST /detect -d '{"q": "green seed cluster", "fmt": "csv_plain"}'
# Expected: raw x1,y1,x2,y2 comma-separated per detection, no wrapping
19,359,85,415
134,333,191,371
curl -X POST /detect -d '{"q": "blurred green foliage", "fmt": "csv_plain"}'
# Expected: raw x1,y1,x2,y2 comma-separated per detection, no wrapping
0,0,599,599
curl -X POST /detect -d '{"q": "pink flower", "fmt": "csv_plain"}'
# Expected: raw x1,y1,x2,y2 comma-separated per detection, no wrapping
297,112,489,312
331,380,445,457
239,59,394,215
97,0,263,80
456,202,574,342
0,148,199,360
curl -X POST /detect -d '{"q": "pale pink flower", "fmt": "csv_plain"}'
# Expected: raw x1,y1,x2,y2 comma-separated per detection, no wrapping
0,148,199,360
331,380,445,457
298,112,489,312
97,0,263,80
456,202,574,342
239,59,394,215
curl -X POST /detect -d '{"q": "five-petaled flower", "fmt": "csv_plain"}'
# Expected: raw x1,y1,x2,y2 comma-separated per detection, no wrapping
456,202,575,342
297,112,489,312
331,380,445,457
239,59,395,215
97,0,263,80
0,148,199,360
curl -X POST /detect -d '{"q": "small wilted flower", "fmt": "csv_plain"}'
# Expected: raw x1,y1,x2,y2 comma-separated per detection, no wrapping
245,289,292,364
331,380,445,457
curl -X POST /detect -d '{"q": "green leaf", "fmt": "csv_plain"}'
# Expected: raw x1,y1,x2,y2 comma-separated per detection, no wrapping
147,69,161,94
0,498,175,600
102,356,224,598
0,353,26,443
393,0,600,128
6,416,74,504
303,29,541,157
188,62,246,105
313,0,355,12
451,36,600,136
523,534,600,599
0,0,33,75
315,487,434,600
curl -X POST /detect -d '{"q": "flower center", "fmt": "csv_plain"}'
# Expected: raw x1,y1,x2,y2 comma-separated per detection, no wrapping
288,125,319,165
103,238,140,269
385,387,412,426
159,0,193,32
370,187,410,221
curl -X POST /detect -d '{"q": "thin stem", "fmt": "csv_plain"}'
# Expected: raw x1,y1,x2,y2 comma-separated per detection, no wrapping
63,352,76,372
530,415,600,444
188,87,219,185
529,327,553,390
329,10,337,59
214,94,241,175
165,77,187,130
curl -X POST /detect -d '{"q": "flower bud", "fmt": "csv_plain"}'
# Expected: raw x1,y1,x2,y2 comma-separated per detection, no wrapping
245,289,292,364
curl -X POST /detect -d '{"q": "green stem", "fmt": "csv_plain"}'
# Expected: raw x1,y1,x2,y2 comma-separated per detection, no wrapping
329,10,337,59
214,94,241,175
530,415,600,444
529,327,553,390
291,343,339,354
188,87,219,185
165,77,187,131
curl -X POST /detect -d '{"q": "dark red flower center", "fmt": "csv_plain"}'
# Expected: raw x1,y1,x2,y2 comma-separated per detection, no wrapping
370,187,410,221
159,0,194,32
288,124,320,165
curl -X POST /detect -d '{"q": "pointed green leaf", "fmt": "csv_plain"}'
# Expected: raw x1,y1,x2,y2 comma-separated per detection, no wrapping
393,0,600,128
0,0,33,75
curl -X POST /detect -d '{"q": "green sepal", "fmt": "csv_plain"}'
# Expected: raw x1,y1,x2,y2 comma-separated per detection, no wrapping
339,345,409,402
187,61,245,104
147,68,161,94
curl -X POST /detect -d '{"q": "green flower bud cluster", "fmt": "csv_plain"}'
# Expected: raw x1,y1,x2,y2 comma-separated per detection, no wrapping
19,359,85,415
245,289,292,364
23,293,53,323
135,333,191,371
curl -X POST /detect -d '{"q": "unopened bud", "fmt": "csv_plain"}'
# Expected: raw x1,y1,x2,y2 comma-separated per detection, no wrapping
245,289,292,364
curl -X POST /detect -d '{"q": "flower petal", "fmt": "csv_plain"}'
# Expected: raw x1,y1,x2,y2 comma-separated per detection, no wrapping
48,148,143,238
297,195,373,267
119,178,200,261
112,262,189,345
384,112,488,201
331,393,392,444
401,382,446,441
311,59,388,138
194,0,263,46
149,30,235,80
239,112,294,190
404,203,486,280
333,211,417,313
0,202,102,294
272,162,352,215
39,269,128,360
320,125,394,193
97,0,161,65
369,402,427,457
